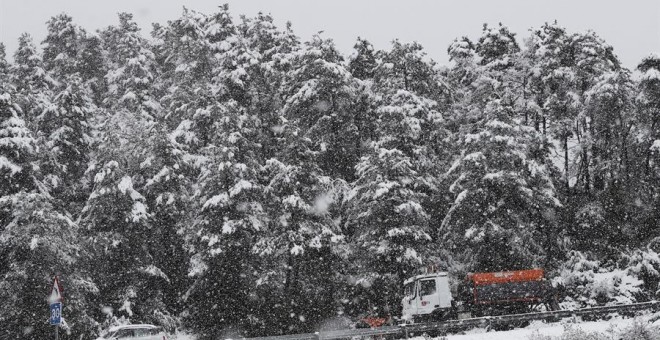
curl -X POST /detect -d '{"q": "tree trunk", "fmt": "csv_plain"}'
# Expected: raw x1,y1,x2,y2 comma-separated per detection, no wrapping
543,116,547,135
583,149,590,194
646,120,657,174
564,136,570,194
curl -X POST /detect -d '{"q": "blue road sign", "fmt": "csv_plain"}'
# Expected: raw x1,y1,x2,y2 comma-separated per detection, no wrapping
50,302,62,325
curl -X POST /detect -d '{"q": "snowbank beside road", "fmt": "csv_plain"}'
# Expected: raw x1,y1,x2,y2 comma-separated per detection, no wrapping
409,314,660,340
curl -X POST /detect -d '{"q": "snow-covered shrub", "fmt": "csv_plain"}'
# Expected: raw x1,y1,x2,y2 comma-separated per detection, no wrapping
573,202,609,252
555,250,643,307
624,248,660,298
618,320,660,340
527,324,610,340
527,331,553,340
557,326,609,340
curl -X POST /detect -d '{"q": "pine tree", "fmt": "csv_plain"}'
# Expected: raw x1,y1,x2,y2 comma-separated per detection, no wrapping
184,100,265,338
637,54,660,176
374,40,443,101
441,99,560,271
584,70,635,188
348,37,377,80
37,14,98,207
139,126,192,316
0,193,98,339
42,14,87,79
476,23,520,68
345,90,439,314
0,44,37,213
238,12,300,160
472,23,521,111
634,54,660,245
79,35,107,105
257,124,345,335
82,159,175,330
11,33,55,125
37,74,94,204
570,31,620,194
447,36,478,94
528,22,577,190
154,7,232,133
282,35,361,181
102,12,160,121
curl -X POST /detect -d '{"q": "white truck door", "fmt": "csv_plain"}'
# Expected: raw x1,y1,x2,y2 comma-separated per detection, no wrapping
401,280,419,319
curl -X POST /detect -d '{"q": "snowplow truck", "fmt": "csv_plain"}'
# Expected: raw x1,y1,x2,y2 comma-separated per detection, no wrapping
402,268,558,323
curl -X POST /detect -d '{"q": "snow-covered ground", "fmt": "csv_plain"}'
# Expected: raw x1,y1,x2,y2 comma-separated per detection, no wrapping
171,314,660,340
408,314,660,340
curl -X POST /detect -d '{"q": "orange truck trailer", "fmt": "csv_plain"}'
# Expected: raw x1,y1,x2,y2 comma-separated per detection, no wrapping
460,268,558,316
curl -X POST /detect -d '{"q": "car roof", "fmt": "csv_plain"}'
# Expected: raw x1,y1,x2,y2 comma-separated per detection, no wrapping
107,324,159,332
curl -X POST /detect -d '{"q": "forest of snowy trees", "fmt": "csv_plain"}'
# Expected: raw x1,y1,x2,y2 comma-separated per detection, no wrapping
1,5,660,339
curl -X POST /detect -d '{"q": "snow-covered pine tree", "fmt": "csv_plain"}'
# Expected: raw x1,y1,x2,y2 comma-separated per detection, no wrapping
137,11,244,322
347,38,381,153
256,122,345,335
441,98,561,271
11,33,56,127
212,20,258,106
79,13,188,332
79,35,107,105
476,23,520,69
568,31,620,194
0,46,36,202
36,73,94,205
102,12,160,121
562,70,635,254
153,7,231,134
345,89,439,314
447,36,478,98
1,43,99,340
282,35,361,181
585,70,635,182
42,14,87,79
238,12,300,161
137,126,192,317
528,22,578,191
183,99,265,338
81,159,175,330
512,37,543,129
348,37,377,80
637,54,660,177
373,40,445,102
632,54,660,246
37,14,98,208
471,23,522,111
0,192,99,340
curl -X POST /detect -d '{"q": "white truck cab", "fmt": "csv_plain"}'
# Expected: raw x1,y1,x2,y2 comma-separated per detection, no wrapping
401,272,453,322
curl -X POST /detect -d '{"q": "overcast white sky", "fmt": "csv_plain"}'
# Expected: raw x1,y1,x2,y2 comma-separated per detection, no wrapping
1,0,659,68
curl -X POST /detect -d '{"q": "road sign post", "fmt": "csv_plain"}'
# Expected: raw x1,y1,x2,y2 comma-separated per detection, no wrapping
48,277,63,340
50,302,61,340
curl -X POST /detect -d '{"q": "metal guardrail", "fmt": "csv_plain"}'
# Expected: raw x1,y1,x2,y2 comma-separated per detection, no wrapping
242,301,660,340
